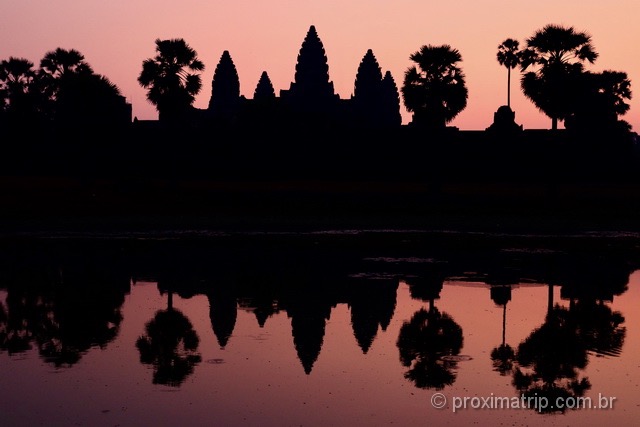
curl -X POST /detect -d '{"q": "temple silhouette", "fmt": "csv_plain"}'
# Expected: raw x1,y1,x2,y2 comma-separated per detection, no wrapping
1,25,639,230
183,25,402,130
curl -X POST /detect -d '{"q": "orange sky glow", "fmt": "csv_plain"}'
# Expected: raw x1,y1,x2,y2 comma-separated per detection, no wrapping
2,0,638,131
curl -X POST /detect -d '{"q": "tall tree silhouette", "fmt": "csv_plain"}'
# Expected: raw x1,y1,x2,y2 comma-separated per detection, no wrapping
39,48,91,101
519,24,598,130
37,48,94,122
0,57,41,124
401,44,468,129
496,38,521,108
208,50,241,123
512,305,591,413
396,306,464,389
136,307,201,387
56,71,128,129
489,285,515,376
36,48,129,129
138,38,204,123
564,70,633,135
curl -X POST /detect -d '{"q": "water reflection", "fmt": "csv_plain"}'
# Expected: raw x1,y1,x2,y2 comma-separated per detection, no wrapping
490,284,515,376
0,246,129,366
136,300,202,387
397,305,463,389
0,232,638,424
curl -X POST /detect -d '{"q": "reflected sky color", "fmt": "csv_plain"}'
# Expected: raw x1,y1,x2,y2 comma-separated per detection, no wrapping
1,1,638,131
1,273,638,426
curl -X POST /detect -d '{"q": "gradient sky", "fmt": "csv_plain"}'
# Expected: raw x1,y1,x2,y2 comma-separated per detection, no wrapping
2,1,638,131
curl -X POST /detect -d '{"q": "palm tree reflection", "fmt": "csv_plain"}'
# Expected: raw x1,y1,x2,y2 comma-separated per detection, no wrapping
397,305,463,389
136,299,201,387
397,275,463,390
489,285,515,376
512,305,591,413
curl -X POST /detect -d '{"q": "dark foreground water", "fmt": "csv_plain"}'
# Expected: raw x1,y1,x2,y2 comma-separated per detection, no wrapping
0,230,639,426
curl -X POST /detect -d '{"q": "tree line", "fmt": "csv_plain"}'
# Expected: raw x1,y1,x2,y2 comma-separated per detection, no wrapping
0,23,633,135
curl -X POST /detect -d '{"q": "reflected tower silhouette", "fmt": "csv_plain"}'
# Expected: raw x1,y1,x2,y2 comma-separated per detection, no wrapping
207,284,238,349
281,277,338,375
347,277,399,353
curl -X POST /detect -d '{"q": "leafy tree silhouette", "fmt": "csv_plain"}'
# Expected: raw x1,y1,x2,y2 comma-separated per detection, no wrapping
496,38,522,109
396,306,464,389
136,306,201,387
138,38,204,123
38,48,93,117
564,70,633,137
55,70,127,129
519,24,598,130
512,305,591,413
0,57,42,124
488,285,515,376
28,47,129,131
401,44,468,129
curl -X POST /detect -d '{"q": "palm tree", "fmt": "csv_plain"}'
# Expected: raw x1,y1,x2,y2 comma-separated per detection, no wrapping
396,305,464,389
0,57,40,122
38,48,93,105
39,48,93,79
138,38,204,122
496,38,521,108
519,24,598,130
55,72,128,127
565,70,633,135
401,44,468,129
35,48,128,128
136,307,202,386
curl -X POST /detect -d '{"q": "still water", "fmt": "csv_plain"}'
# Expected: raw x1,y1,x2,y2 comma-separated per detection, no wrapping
0,230,639,426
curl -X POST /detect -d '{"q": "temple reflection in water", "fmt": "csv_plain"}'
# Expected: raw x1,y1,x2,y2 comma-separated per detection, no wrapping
0,231,637,425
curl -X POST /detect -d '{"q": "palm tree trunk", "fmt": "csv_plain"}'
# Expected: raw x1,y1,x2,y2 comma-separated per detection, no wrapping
507,68,511,108
551,117,558,130
502,303,507,346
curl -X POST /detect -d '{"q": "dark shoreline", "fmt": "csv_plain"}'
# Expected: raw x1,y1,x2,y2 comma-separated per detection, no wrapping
1,175,640,237
1,124,639,236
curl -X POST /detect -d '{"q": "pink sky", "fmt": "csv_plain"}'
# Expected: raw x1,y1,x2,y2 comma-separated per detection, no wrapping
2,1,638,131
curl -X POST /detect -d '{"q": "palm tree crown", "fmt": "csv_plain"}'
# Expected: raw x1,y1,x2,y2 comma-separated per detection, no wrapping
401,44,468,128
520,24,598,70
496,38,521,108
138,38,204,121
519,24,599,129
